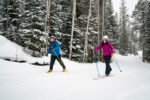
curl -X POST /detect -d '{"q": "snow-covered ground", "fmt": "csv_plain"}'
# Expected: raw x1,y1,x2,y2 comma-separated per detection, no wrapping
0,35,49,65
0,35,150,100
0,54,150,100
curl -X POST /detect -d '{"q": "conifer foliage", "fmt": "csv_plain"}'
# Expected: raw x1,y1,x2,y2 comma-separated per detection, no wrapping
0,0,148,62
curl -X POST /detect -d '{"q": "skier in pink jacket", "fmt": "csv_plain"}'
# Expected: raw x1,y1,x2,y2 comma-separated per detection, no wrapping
91,36,114,76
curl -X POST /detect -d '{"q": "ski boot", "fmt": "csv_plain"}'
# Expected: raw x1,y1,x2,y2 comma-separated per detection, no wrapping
62,68,66,72
47,69,52,73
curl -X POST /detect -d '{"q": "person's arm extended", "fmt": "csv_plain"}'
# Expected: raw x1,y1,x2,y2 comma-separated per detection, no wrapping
94,43,102,51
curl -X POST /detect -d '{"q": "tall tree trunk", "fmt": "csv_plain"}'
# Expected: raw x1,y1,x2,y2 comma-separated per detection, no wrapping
100,0,105,61
69,0,76,60
97,0,100,61
92,28,95,62
44,0,51,56
83,0,92,63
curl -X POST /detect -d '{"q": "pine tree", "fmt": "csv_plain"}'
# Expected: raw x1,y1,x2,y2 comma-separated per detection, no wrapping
1,0,9,37
49,0,93,62
1,0,23,43
73,0,89,62
23,0,45,57
49,0,72,59
114,12,120,50
132,0,148,61
0,0,3,35
119,0,129,55
127,21,132,54
104,0,119,51
145,1,150,62
87,0,100,62
131,30,138,55
127,21,138,55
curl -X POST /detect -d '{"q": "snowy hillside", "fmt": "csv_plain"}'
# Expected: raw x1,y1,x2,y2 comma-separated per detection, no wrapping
0,53,150,100
0,35,49,65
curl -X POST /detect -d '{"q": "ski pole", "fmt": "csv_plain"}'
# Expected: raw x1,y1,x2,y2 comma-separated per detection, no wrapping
52,49,65,67
113,56,122,72
93,50,100,77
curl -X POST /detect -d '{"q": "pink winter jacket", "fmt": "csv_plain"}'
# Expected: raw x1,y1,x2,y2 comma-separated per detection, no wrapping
95,42,114,56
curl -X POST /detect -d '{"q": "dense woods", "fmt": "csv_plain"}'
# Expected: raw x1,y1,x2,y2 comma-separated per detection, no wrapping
0,0,150,62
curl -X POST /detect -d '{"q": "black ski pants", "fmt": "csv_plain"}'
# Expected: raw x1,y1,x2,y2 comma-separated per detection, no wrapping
50,55,66,70
104,55,112,75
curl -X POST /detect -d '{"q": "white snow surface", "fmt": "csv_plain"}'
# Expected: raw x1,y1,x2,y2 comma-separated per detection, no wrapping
0,55,150,100
0,35,150,100
0,35,49,64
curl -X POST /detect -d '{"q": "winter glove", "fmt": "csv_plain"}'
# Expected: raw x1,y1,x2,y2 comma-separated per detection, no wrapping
91,46,95,50
48,54,51,58
111,53,114,56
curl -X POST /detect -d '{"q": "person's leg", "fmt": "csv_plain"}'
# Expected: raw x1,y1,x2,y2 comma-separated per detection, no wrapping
104,56,108,75
50,56,56,70
104,55,112,75
107,55,112,74
56,55,66,68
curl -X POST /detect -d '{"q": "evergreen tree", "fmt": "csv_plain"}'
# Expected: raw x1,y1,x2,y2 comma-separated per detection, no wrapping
145,1,150,62
74,0,90,62
127,21,132,54
0,0,3,35
132,0,147,49
49,0,72,59
131,30,138,55
127,21,138,55
114,12,120,50
87,0,99,62
119,0,129,55
104,0,119,51
1,0,23,43
23,0,45,57
49,0,93,62
132,0,147,61
0,0,9,37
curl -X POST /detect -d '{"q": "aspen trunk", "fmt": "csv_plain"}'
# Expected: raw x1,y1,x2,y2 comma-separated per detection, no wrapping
69,0,76,60
44,0,51,56
83,0,92,63
97,0,100,61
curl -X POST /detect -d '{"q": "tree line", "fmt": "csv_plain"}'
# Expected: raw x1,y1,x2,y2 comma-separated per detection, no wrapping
0,0,149,62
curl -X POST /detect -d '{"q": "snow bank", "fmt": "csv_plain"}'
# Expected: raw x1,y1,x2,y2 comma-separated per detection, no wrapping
0,35,29,61
0,35,49,65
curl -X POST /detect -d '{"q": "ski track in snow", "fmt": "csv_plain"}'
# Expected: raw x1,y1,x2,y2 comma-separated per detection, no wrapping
0,55,150,100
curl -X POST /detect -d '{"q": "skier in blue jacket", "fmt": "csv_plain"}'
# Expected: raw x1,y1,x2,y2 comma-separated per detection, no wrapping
47,36,66,72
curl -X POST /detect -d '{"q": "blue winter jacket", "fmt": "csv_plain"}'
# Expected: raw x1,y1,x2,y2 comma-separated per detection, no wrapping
47,40,61,56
